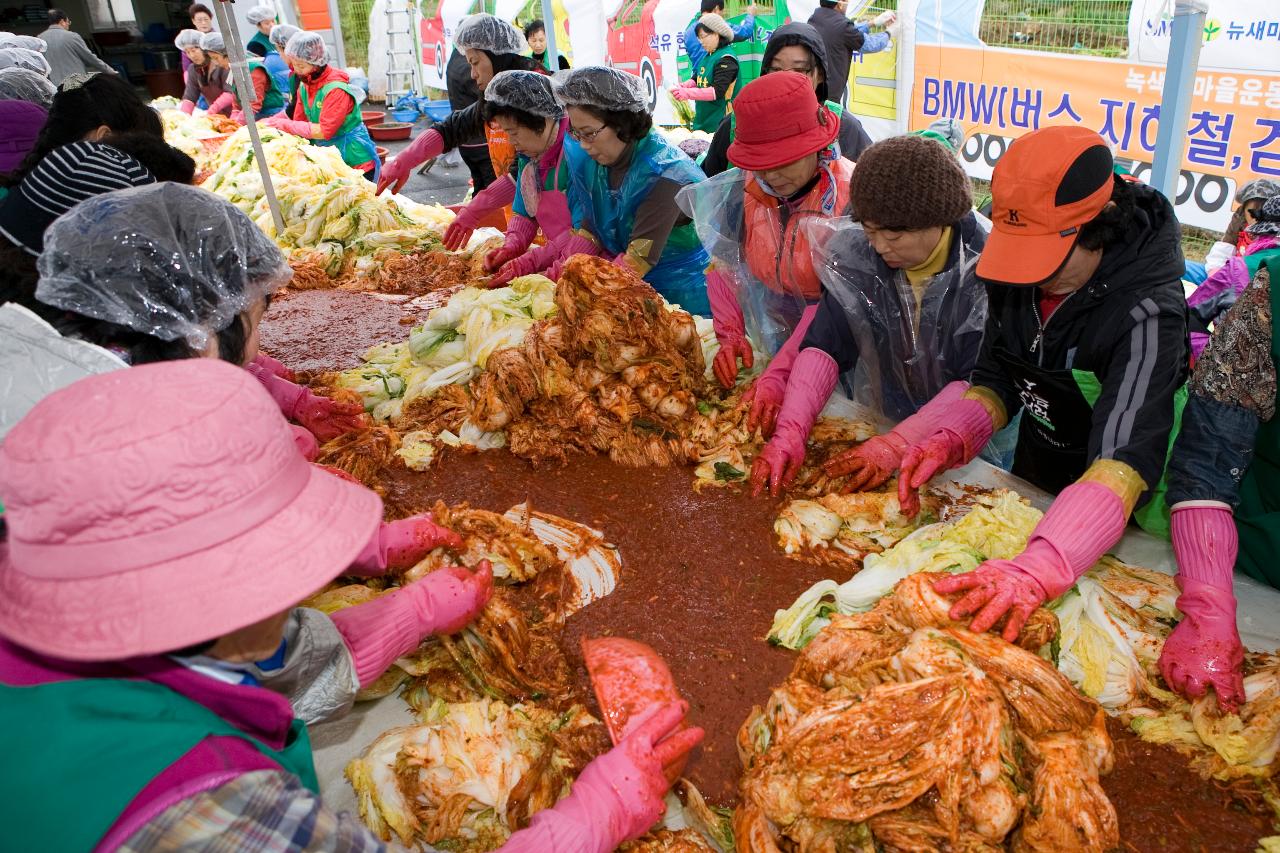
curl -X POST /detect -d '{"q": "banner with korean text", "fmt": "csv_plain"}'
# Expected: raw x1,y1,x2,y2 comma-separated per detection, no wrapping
910,43,1280,230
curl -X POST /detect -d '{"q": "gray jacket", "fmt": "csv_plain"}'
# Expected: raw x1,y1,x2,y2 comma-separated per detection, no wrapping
39,25,115,85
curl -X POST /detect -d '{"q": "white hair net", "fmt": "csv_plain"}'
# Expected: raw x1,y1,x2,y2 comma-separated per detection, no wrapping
36,183,292,350
0,48,51,77
0,34,46,53
485,69,562,118
0,67,55,106
453,14,526,55
269,22,299,51
552,66,648,113
174,29,203,50
199,31,226,54
246,5,276,24
284,30,327,65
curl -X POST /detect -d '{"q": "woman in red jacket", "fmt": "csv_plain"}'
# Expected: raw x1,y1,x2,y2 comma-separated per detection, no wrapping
262,30,378,182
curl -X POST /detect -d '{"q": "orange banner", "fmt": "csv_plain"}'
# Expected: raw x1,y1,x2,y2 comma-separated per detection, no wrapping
911,43,1280,229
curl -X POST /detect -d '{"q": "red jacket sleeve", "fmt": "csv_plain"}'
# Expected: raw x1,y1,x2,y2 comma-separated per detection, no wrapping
250,67,268,113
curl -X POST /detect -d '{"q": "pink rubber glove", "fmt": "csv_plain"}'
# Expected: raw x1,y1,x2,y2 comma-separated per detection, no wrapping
347,512,466,576
500,701,704,853
251,352,295,382
1160,504,1246,711
207,91,235,116
707,268,751,388
747,304,819,436
933,480,1127,641
444,177,517,251
377,129,444,195
749,348,839,498
546,232,606,280
289,424,319,461
271,116,315,137
673,86,716,102
824,380,969,491
491,242,559,287
293,392,369,442
485,214,539,272
179,99,196,115
230,109,245,125
897,396,996,517
330,560,494,687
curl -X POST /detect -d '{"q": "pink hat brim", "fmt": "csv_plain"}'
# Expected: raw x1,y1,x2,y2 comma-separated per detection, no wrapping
0,465,383,661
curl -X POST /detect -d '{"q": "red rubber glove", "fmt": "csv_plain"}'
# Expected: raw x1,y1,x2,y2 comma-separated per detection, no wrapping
1160,504,1246,711
377,129,444,196
330,561,494,687
251,352,295,382
824,380,969,491
706,268,752,388
897,395,996,517
747,304,819,436
933,480,1127,641
672,87,717,102
546,232,606,280
293,391,369,442
749,348,838,498
485,214,538,272
500,701,704,853
347,512,465,576
443,176,517,251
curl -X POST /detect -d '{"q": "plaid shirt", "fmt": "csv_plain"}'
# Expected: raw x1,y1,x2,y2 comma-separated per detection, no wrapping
119,770,387,852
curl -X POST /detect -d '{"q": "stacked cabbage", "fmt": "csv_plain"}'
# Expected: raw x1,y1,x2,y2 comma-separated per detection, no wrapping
156,107,230,171
199,127,453,277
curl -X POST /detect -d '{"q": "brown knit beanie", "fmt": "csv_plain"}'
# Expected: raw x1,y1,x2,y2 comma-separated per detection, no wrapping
849,134,972,229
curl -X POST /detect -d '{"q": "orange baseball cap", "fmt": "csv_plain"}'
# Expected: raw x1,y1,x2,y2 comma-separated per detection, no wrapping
977,126,1116,286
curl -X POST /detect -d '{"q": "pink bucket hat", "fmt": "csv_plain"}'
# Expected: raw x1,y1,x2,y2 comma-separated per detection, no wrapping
0,359,383,661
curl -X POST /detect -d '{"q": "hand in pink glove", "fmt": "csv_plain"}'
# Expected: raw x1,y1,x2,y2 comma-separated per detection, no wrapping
500,701,704,853
749,348,839,497
293,392,369,443
1160,504,1246,711
179,99,196,115
251,352,296,382
706,268,752,388
230,109,246,125
330,560,494,687
491,244,556,287
746,305,819,437
546,232,604,281
348,512,465,576
933,479,1128,641
444,176,518,251
207,92,235,116
289,424,319,461
377,129,445,195
824,380,970,492
673,86,716,102
271,116,316,138
897,395,996,517
485,214,539,273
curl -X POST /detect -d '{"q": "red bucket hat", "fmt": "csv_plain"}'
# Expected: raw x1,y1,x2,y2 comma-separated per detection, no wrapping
0,359,382,662
977,125,1116,286
727,70,840,172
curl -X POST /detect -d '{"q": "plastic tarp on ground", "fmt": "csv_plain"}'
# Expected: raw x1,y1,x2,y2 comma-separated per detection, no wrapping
309,393,1280,819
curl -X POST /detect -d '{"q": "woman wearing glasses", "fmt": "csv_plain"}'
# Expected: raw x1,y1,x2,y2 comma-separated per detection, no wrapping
376,14,542,252
554,66,710,315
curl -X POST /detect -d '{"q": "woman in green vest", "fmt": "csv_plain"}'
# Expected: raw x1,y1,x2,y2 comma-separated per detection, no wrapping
0,360,700,851
200,30,284,122
525,18,569,71
671,12,739,134
245,4,277,57
262,30,379,182
1162,206,1280,713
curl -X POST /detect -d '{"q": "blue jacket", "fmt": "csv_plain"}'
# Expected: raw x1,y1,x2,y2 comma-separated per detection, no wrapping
683,14,755,70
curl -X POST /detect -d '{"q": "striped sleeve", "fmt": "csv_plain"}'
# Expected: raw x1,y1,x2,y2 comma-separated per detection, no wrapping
1088,293,1189,503
119,770,387,852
